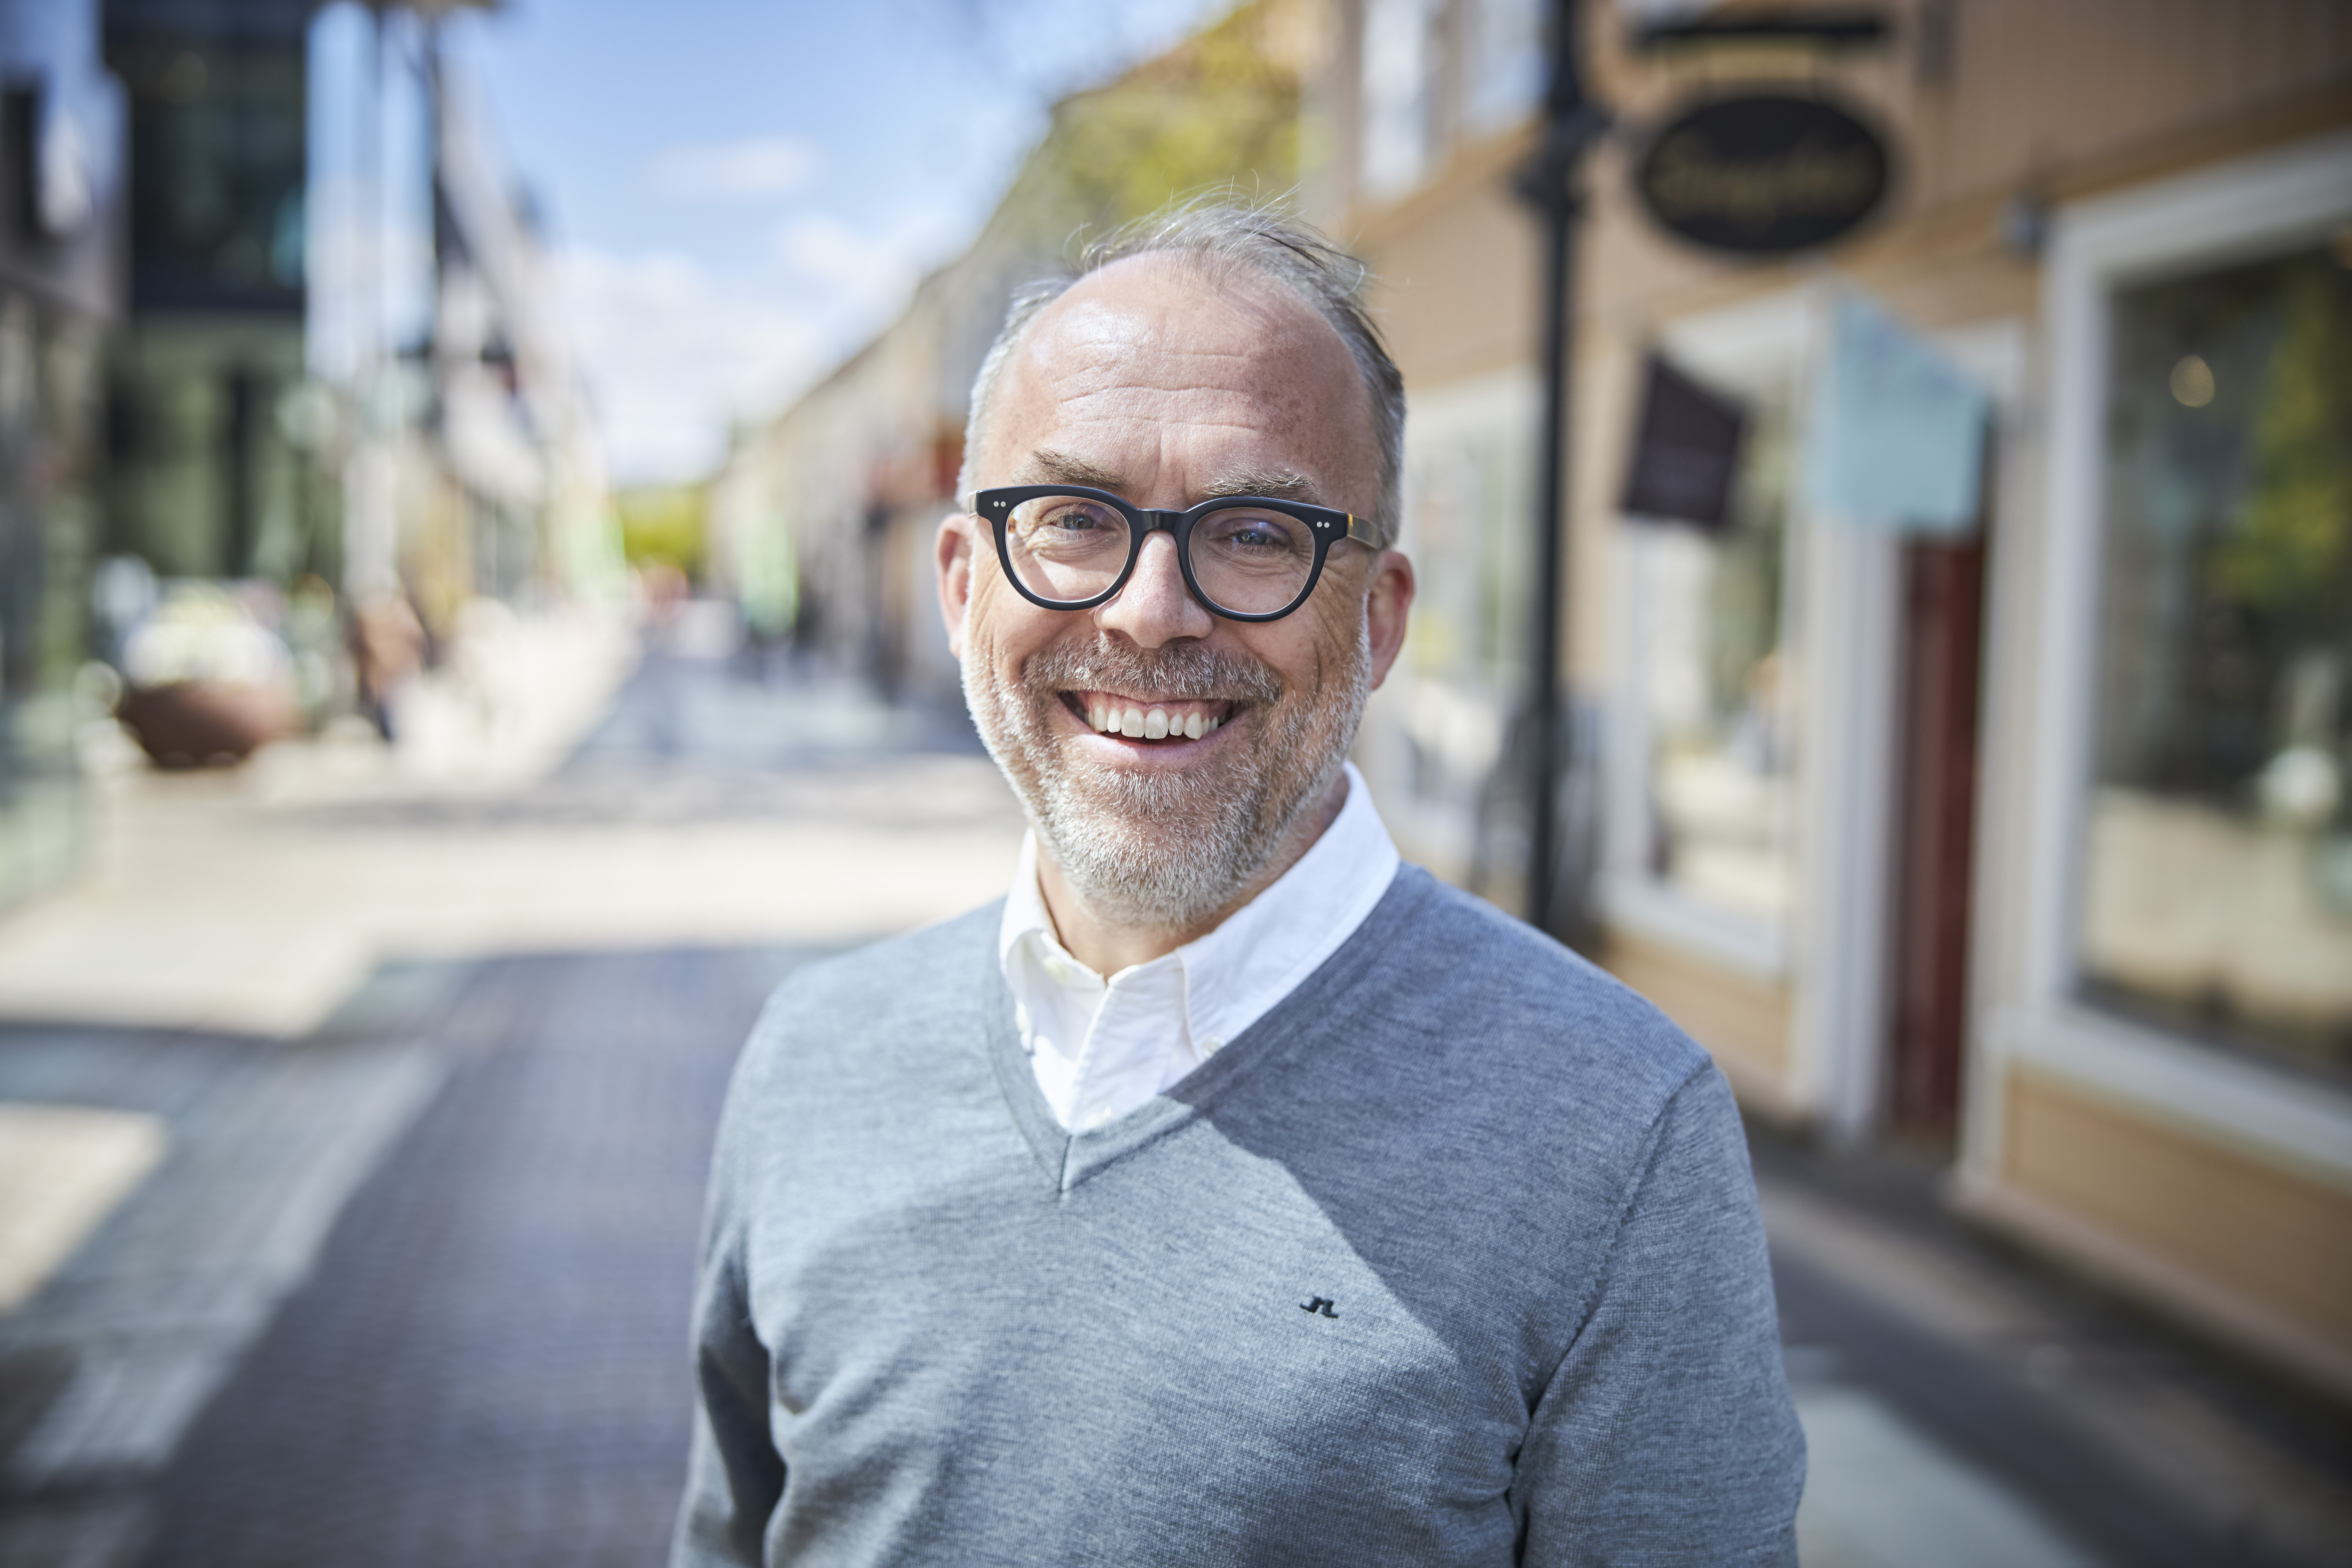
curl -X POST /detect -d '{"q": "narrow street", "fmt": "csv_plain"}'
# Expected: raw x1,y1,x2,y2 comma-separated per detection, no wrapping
0,626,2344,1567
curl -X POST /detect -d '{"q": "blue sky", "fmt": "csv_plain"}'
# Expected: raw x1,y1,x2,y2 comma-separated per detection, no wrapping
417,0,1228,484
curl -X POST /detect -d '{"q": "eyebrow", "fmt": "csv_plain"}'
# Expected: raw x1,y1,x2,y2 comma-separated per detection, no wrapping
1012,450,1324,507
1016,449,1126,492
1198,467,1318,504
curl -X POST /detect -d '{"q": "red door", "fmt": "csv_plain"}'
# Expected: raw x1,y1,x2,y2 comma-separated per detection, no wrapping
1888,536,1987,1133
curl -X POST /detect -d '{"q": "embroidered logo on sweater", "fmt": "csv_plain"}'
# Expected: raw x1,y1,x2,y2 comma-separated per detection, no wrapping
1300,1296,1338,1318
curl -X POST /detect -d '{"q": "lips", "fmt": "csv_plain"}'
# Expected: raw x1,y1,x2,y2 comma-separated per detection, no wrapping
1064,690,1234,742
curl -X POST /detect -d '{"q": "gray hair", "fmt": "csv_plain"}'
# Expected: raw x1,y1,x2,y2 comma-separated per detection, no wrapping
957,201,1406,547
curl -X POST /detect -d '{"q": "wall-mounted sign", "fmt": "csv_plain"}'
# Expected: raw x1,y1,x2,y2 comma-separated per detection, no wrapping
1620,354,1745,531
1805,294,1988,534
1634,94,1890,255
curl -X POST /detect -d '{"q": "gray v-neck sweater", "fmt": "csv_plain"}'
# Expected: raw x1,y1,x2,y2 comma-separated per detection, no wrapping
673,866,1804,1567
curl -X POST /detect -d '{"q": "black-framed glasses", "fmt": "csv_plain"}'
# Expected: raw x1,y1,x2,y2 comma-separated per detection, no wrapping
973,484,1380,623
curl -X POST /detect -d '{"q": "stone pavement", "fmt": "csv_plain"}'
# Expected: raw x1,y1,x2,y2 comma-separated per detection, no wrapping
1761,1128,2352,1567
0,620,2346,1566
139,945,811,1568
0,1017,447,1566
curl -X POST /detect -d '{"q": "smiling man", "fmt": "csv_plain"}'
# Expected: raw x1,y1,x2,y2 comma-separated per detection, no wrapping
673,205,1804,1568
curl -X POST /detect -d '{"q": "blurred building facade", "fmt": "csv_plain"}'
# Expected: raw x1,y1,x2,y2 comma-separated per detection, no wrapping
84,0,615,755
0,0,124,910
101,0,318,588
1313,0,2351,1398
404,36,615,626
0,0,617,899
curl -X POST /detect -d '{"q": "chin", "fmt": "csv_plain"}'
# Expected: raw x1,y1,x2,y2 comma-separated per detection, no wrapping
964,632,1370,926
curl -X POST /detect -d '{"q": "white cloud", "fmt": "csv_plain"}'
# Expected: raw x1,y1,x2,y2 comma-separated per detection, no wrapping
554,246,829,483
548,207,968,485
771,206,965,324
770,212,921,321
643,134,821,202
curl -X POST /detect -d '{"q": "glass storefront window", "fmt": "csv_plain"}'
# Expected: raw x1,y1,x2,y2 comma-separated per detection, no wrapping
1387,375,1535,875
1463,0,1545,136
0,288,103,910
1632,374,1801,926
2081,240,2352,1077
1359,0,1441,201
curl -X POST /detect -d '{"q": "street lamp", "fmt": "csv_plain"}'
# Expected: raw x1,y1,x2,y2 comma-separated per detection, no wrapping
1514,0,1608,941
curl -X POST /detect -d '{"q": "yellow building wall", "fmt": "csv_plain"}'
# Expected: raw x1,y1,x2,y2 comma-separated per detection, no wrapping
1976,1069,2352,1397
1351,129,1542,391
1601,933,1796,1120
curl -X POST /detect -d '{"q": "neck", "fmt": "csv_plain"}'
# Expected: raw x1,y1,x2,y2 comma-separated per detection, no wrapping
1035,768,1352,975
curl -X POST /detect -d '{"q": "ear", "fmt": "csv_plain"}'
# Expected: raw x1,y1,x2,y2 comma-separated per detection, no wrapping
1363,548,1415,691
936,512,977,659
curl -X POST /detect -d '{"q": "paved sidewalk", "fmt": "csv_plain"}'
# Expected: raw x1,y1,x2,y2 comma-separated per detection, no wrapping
0,1017,445,1566
139,945,808,1568
1761,1129,2352,1568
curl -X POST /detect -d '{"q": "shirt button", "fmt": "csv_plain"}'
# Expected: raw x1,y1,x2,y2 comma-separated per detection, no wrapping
1082,1107,1113,1130
1200,1036,1224,1057
1045,957,1073,982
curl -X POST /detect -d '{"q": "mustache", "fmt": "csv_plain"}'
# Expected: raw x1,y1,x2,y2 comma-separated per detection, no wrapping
1021,636,1282,707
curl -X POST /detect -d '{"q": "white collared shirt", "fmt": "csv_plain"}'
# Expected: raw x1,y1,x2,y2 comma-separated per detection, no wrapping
997,761,1402,1132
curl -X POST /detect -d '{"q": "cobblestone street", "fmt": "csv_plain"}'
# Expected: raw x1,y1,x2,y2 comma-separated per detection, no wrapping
0,629,2345,1567
143,945,811,1567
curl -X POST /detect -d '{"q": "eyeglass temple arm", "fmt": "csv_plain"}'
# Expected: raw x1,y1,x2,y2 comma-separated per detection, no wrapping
1344,514,1381,547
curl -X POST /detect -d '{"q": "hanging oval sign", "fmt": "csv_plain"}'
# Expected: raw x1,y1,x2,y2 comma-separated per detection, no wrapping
1635,94,1891,254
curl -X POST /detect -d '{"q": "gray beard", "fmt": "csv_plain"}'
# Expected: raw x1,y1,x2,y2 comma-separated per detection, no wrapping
964,630,1370,936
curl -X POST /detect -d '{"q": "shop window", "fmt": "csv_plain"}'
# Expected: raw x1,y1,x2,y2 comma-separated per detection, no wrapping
1378,372,1536,878
1622,369,1802,932
1463,0,1545,135
2080,239,2352,1078
1360,0,1441,202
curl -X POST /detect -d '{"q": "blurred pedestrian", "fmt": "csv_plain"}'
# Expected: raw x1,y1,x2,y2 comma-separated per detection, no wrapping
350,586,425,742
673,202,1804,1567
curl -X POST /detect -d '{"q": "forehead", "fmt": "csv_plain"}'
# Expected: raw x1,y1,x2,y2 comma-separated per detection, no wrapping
985,254,1373,502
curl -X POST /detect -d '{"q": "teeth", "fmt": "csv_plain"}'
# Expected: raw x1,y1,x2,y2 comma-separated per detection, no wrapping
1083,697,1225,740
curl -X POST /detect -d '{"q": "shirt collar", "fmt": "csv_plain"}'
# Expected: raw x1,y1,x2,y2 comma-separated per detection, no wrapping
996,761,1401,1037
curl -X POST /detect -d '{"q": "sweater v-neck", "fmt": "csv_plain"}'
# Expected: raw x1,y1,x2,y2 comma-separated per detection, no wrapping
980,864,1432,1195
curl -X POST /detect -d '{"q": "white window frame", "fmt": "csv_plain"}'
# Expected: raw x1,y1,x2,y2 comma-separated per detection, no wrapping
1968,130,2352,1193
1359,0,1444,202
1462,0,1545,137
1600,288,1815,984
1365,366,1541,877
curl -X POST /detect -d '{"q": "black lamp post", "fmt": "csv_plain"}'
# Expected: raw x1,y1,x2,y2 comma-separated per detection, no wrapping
1514,0,1608,940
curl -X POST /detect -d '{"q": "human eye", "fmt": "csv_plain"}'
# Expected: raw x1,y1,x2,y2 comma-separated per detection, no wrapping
1038,501,1112,532
1009,496,1128,560
1199,508,1310,559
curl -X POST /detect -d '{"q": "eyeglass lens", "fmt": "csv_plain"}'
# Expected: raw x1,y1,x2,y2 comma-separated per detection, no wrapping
1002,494,1318,615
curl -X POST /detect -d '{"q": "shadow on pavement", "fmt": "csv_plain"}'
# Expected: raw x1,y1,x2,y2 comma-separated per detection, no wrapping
131,945,824,1568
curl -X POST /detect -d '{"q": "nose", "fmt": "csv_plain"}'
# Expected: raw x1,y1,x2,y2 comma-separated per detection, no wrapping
1095,529,1214,648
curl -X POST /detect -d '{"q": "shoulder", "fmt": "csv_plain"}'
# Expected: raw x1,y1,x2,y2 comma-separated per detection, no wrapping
1349,866,1720,1129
